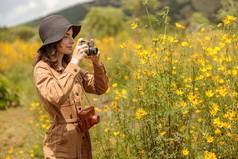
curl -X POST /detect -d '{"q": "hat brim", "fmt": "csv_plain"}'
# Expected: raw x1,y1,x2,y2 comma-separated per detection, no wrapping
38,24,81,52
71,25,81,38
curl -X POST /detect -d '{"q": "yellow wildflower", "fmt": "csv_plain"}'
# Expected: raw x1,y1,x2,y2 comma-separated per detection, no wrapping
197,118,202,122
107,57,112,61
18,150,24,154
204,151,217,159
215,129,221,135
217,23,223,27
223,15,236,25
103,105,109,112
176,89,184,96
104,128,109,133
168,36,178,43
213,117,230,128
205,90,214,97
113,131,120,137
182,148,189,156
181,41,189,47
180,101,187,108
135,44,142,50
182,110,189,115
210,103,219,116
120,42,127,49
135,108,148,120
112,83,118,88
188,93,202,106
130,21,138,30
175,22,185,29
200,27,205,32
216,87,227,97
112,101,120,112
218,79,224,84
41,124,49,130
205,36,211,41
160,131,166,136
206,136,214,143
95,107,102,112
8,147,14,155
121,89,127,97
224,109,236,121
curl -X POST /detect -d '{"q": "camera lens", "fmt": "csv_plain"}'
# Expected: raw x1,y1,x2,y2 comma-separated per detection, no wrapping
87,47,98,56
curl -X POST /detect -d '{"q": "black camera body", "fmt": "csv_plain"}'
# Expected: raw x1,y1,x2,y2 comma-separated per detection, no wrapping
79,39,98,56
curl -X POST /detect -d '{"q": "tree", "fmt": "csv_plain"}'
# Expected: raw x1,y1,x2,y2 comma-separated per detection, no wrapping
94,0,122,7
216,0,238,21
83,7,125,38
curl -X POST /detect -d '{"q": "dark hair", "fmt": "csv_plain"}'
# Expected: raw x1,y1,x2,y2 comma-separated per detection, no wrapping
34,41,71,72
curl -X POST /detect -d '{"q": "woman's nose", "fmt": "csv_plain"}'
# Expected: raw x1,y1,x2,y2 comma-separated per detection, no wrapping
70,37,74,44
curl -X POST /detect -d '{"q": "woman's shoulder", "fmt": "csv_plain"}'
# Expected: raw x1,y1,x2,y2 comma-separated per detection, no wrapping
35,60,50,67
34,60,51,72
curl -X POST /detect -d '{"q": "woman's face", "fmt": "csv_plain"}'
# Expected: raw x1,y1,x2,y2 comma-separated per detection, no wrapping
57,28,74,55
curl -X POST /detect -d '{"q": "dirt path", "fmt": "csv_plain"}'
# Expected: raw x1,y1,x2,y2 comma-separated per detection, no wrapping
0,106,38,158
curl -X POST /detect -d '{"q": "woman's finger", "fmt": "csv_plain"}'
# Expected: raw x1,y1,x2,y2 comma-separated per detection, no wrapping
76,38,84,46
97,51,100,57
78,44,88,50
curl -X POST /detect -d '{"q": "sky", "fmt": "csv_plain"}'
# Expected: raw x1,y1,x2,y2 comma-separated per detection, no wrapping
0,0,92,27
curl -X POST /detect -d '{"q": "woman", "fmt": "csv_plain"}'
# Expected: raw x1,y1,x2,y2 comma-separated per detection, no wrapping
33,15,108,159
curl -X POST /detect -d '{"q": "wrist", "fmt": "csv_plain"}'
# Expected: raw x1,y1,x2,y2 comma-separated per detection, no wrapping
93,60,103,66
70,58,79,65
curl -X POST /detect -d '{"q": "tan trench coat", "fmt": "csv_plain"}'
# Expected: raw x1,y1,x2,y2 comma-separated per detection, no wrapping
33,60,108,159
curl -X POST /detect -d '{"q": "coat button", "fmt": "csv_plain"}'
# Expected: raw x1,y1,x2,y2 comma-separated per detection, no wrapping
78,107,81,111
74,68,78,72
75,92,79,96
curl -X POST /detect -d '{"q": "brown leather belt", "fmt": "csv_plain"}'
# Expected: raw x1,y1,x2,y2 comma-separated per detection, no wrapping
51,118,80,124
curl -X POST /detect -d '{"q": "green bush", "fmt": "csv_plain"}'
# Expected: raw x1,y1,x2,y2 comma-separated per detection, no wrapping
83,7,125,38
217,0,238,21
0,75,19,110
0,26,36,42
11,26,36,41
188,12,210,27
0,27,15,42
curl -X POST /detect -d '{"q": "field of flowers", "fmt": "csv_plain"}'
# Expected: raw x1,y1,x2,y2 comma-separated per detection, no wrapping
0,15,238,159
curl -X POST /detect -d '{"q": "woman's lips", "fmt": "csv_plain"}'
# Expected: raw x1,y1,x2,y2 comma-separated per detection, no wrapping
67,46,72,49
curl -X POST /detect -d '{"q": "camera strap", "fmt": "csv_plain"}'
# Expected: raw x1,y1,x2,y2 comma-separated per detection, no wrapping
82,88,93,106
78,76,93,106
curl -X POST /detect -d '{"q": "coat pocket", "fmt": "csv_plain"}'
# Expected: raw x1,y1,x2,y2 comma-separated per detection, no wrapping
46,125,66,145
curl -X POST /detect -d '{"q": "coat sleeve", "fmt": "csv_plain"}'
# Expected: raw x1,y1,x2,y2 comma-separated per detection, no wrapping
79,63,109,95
33,62,81,106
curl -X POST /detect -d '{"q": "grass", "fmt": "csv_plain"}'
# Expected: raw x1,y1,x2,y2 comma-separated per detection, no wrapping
0,106,43,159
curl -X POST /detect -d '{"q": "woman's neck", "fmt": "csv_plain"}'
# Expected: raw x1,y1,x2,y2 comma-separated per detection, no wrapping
57,52,64,68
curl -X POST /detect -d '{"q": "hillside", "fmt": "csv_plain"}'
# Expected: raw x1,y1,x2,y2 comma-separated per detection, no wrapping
22,0,223,28
24,1,95,27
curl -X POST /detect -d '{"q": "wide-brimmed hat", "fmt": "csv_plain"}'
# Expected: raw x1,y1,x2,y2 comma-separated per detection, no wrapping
38,14,81,51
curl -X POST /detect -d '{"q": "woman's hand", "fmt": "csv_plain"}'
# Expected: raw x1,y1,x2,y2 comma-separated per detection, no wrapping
85,39,102,65
70,38,88,65
85,51,101,65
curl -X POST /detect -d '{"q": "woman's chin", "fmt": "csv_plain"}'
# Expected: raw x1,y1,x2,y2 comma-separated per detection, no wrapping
64,51,72,55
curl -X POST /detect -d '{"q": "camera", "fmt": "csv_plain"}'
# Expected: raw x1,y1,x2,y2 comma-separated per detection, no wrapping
76,106,100,133
79,39,98,56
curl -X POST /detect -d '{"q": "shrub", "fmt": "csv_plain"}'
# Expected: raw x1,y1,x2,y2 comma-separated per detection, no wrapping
0,75,19,110
83,7,125,38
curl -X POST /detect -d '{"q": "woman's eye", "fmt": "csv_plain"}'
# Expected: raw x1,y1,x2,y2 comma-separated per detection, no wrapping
64,35,73,39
